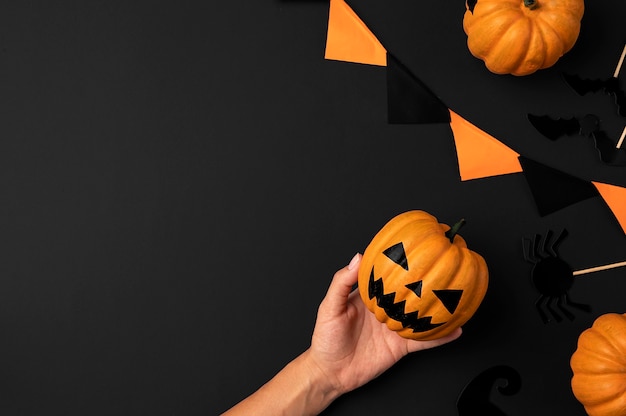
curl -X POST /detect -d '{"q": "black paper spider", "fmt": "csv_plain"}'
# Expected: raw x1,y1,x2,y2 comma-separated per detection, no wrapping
522,229,591,324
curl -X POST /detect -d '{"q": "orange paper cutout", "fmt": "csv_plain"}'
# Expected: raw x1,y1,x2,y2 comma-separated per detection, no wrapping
449,110,523,181
592,181,626,233
324,0,387,66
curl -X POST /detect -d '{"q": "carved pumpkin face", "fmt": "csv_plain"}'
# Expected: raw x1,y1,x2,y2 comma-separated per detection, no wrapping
358,210,489,341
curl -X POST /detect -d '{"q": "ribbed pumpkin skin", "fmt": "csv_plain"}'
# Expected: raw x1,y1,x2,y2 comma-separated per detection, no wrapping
463,0,584,75
571,313,626,416
357,211,489,341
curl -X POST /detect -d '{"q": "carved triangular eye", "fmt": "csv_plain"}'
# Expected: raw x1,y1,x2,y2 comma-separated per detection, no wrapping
405,280,422,297
383,242,409,270
433,290,463,314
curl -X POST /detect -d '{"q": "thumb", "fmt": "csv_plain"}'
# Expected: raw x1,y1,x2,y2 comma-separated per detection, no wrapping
321,253,361,316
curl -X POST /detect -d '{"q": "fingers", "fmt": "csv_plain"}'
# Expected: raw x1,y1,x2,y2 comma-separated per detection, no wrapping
320,253,361,316
406,327,463,354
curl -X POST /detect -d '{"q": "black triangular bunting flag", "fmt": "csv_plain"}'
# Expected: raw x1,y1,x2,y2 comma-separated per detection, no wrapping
519,156,600,216
386,53,451,124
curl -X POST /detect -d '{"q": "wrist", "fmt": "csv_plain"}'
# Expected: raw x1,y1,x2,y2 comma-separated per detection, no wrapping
297,349,343,413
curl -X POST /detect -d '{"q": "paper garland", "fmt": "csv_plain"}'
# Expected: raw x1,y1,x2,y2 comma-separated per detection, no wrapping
593,181,626,232
324,0,386,66
449,110,523,180
518,157,600,216
324,0,626,234
387,53,451,124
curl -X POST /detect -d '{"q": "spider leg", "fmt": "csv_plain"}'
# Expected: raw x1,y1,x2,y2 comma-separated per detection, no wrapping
556,295,576,321
534,295,551,324
564,293,591,313
541,230,553,257
523,234,541,263
548,229,568,258
546,296,563,323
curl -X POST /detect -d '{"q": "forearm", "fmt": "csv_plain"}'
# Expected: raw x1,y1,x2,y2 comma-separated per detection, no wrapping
221,349,341,416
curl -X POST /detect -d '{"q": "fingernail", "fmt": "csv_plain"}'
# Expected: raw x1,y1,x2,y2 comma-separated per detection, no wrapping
347,253,361,270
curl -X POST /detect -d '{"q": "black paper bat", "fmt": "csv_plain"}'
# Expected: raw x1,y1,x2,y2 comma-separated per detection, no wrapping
563,73,625,117
528,113,626,166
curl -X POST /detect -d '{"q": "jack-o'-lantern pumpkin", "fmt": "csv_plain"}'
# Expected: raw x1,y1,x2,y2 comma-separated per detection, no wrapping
357,210,489,341
570,312,626,416
463,0,585,76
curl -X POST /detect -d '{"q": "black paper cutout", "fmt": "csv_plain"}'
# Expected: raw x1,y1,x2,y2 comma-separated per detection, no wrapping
368,268,445,332
386,53,451,124
433,289,463,314
528,114,580,140
405,280,423,297
522,229,591,323
563,73,625,117
457,365,522,416
528,113,626,166
518,156,600,216
383,242,409,270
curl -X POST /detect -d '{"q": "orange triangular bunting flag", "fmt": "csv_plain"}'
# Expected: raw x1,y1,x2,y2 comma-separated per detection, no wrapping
324,0,387,66
450,110,523,181
592,181,626,233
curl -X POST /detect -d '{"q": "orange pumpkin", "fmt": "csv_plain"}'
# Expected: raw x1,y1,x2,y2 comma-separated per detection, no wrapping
570,313,626,416
463,0,585,76
357,210,489,341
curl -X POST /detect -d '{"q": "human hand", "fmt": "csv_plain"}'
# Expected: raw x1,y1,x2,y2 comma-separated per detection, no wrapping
305,253,462,396
221,253,462,416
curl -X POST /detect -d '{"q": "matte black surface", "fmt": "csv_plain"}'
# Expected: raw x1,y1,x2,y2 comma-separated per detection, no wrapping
1,1,625,415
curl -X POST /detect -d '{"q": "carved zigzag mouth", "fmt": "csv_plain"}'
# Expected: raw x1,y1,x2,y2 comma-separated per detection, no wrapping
368,267,462,333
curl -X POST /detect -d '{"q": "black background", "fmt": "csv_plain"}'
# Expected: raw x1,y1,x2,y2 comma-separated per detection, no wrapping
1,1,624,415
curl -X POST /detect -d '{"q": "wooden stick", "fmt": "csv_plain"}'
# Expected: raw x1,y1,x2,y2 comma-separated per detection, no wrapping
614,43,626,78
617,126,626,149
573,260,626,276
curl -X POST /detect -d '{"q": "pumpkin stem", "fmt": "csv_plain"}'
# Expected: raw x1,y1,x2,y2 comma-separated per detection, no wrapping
445,219,466,243
523,0,538,9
